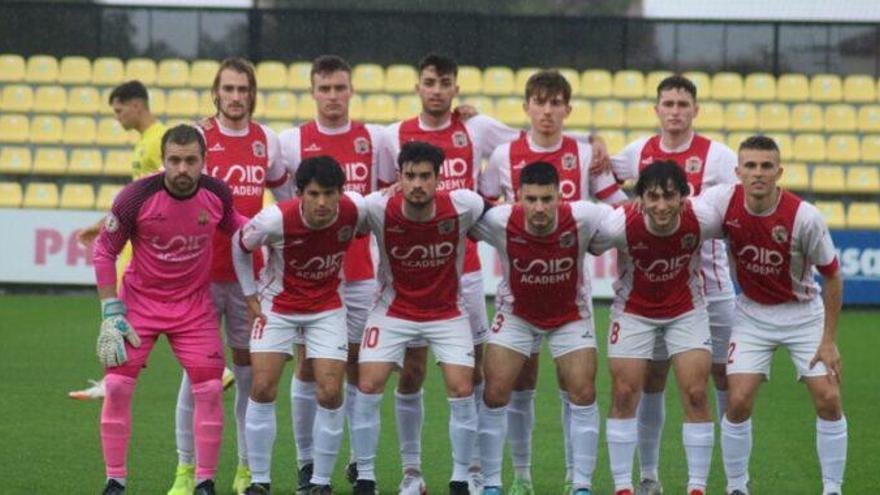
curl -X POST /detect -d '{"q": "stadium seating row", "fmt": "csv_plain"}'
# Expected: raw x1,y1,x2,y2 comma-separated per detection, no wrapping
0,146,133,176
3,54,880,102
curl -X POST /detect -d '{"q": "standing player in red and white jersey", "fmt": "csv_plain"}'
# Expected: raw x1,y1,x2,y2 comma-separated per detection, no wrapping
696,136,846,495
609,75,737,495
479,70,626,492
591,161,722,495
472,162,612,495
169,58,290,495
232,157,366,495
93,125,242,495
276,55,388,491
350,142,487,495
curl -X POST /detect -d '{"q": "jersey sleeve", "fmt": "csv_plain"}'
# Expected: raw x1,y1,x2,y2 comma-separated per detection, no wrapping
466,115,520,160
452,189,488,230
366,124,390,191
345,191,369,233
579,141,625,204
588,205,625,255
470,204,508,246
141,130,164,176
278,127,301,183
233,204,283,295
797,203,839,274
363,191,388,235
693,183,735,224
610,138,646,182
262,125,289,190
691,197,724,240
377,123,401,187
480,144,508,201
93,181,148,288
705,141,738,187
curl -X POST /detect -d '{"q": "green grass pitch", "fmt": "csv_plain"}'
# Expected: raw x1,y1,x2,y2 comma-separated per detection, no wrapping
1,295,875,493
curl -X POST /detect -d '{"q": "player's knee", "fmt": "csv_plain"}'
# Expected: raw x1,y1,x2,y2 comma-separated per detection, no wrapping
250,378,278,403
567,385,596,406
725,391,753,422
447,380,474,398
611,383,640,415
357,375,386,395
482,385,511,408
814,386,843,420
315,382,344,409
683,383,709,412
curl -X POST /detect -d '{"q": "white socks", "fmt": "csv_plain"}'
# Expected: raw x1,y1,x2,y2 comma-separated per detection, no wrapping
351,391,383,481
478,401,507,487
232,364,253,466
395,389,424,471
345,382,358,461
245,399,276,484
683,421,714,491
507,389,536,480
569,402,599,489
291,378,317,468
817,416,847,494
607,417,638,492
311,405,345,486
637,391,665,481
470,381,484,471
721,415,752,492
559,390,573,481
175,373,195,465
448,395,477,482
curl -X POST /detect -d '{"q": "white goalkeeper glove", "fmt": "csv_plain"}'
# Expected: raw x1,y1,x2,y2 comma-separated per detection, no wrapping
97,298,141,367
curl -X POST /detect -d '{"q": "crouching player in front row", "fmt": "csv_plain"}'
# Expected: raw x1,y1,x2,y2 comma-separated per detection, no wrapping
92,125,242,495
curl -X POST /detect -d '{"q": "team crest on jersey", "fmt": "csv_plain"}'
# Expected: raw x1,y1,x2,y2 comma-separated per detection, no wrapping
105,213,119,233
559,231,575,248
685,156,702,173
198,210,209,226
681,233,697,250
452,131,468,148
252,141,266,158
354,137,370,155
438,219,455,235
771,225,788,244
337,225,354,243
562,153,577,171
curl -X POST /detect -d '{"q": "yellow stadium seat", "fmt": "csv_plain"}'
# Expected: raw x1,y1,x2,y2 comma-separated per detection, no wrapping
814,201,845,229
557,68,581,96
0,181,23,207
811,165,846,193
793,133,826,162
96,184,124,210
711,72,743,101
190,60,220,88
287,61,312,91
456,66,483,95
581,70,612,98
460,96,494,120
824,104,856,133
694,102,723,130
810,74,842,102
33,85,67,114
857,105,880,133
96,118,131,146
757,103,790,131
0,54,25,82
256,61,287,90
92,57,125,86
827,134,860,163
779,162,809,191
146,88,166,115
627,129,653,144
249,90,265,119
846,165,880,193
483,66,516,96
766,133,794,161
743,73,776,101
30,115,63,144
1,84,33,112
791,104,824,132
268,121,293,134
198,90,215,117
593,99,625,128
514,67,540,92
596,129,626,154
395,95,421,120
68,149,103,175
847,202,880,229
296,94,317,120
347,94,363,121
26,55,58,83
860,135,880,162
386,65,418,93
157,59,190,87
0,146,31,174
777,74,809,102
568,99,592,128
63,116,96,145
58,56,91,84
724,103,757,131
644,71,673,98
99,88,115,115
67,86,101,115
727,132,753,152
495,97,527,126
125,58,157,86
104,149,131,176
0,114,29,143
263,91,297,120
842,75,876,103
60,183,95,210
700,131,726,143
612,70,645,99
33,147,67,175
24,182,59,208
364,94,396,123
626,100,655,129
352,64,384,93
682,71,711,100
165,89,199,117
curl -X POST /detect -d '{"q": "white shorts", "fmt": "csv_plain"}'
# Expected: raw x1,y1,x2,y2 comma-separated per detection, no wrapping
406,270,488,349
488,312,596,359
727,300,827,380
359,310,475,368
250,304,348,361
706,297,735,364
343,278,379,343
608,308,712,360
210,281,250,350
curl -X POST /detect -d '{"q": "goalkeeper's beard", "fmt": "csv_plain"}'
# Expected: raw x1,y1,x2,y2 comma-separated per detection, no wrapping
170,174,197,196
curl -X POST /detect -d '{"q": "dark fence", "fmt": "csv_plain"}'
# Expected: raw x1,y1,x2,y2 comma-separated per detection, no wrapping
1,1,879,75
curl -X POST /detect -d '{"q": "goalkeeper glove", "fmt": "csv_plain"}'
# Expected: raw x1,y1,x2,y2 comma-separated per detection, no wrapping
97,298,141,367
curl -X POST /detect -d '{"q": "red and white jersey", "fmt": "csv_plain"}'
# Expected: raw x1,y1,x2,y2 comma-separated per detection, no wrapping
592,201,722,319
480,132,625,204
472,201,612,329
697,184,839,320
364,189,485,322
202,118,287,282
611,133,737,300
278,120,387,282
235,192,366,315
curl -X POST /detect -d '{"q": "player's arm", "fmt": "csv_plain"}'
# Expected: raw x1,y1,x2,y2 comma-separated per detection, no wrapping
263,125,292,202
479,145,506,202
565,130,610,175
376,123,400,189
804,207,844,382
609,139,644,183
586,204,622,256
232,206,281,322
468,204,504,246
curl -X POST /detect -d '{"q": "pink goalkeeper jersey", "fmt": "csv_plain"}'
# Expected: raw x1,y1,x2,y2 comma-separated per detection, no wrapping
93,173,242,325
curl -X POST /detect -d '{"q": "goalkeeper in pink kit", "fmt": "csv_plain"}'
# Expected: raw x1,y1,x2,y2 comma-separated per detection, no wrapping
92,125,243,495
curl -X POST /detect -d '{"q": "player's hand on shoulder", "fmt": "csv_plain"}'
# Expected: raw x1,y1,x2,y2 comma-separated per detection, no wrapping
453,104,479,122
77,220,104,246
810,339,842,384
589,134,612,176
196,117,214,131
96,298,141,368
380,181,401,196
